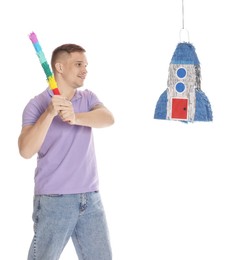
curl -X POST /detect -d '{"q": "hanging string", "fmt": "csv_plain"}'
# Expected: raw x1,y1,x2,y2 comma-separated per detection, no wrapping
179,0,189,42
182,0,185,29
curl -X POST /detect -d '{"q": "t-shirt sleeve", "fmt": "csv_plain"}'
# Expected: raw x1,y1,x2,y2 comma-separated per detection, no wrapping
22,99,43,127
86,89,103,110
22,90,50,127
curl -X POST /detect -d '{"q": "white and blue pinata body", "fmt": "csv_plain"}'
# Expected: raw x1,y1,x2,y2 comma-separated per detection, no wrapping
154,42,212,122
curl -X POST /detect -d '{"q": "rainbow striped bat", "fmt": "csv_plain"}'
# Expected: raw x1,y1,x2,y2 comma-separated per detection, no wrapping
29,32,60,95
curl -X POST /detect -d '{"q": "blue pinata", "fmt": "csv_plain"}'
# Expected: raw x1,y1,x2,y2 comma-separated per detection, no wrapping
154,42,213,122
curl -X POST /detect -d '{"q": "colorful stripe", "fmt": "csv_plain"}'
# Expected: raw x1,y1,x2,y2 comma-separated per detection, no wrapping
29,32,60,95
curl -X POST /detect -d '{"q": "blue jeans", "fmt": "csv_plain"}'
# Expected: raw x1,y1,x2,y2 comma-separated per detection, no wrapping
27,192,112,260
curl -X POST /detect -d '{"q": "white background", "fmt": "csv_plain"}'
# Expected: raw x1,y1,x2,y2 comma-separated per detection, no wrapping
1,0,235,259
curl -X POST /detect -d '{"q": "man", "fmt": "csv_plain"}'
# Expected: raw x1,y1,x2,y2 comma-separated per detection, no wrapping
18,43,114,260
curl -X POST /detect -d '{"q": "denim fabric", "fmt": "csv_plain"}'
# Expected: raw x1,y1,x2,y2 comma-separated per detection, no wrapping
27,192,112,260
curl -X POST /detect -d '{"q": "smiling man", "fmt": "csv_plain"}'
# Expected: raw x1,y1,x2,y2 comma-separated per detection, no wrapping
18,43,114,260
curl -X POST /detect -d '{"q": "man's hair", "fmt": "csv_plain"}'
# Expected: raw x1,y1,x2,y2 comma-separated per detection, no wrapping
51,44,86,72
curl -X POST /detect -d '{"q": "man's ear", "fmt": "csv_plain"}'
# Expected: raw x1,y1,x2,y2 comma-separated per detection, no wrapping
55,63,63,73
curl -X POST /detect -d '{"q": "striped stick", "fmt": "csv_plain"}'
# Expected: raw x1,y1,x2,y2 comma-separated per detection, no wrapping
29,32,60,95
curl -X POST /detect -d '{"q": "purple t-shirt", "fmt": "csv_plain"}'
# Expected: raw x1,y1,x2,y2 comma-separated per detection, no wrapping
22,88,102,195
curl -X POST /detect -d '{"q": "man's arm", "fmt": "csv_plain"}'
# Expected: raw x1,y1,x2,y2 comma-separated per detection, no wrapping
18,96,64,159
59,102,115,128
18,109,55,159
74,104,115,128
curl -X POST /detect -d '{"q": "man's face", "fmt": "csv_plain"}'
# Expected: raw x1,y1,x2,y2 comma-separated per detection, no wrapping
61,52,88,88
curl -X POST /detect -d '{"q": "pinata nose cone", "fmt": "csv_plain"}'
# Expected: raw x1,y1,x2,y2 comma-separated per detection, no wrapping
171,42,200,65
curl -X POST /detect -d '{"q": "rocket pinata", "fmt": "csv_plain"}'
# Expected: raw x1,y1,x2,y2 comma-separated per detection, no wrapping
154,0,212,123
154,42,213,122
